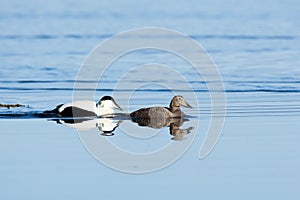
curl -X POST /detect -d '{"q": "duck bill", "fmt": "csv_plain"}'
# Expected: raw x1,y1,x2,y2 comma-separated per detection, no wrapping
112,99,123,111
182,101,193,109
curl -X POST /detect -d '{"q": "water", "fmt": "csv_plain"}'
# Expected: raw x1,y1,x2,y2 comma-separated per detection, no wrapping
1,0,300,199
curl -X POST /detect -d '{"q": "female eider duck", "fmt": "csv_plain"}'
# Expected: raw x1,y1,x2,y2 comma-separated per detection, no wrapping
130,95,192,119
45,96,123,117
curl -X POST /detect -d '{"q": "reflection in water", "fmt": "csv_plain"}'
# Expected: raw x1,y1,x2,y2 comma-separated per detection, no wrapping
52,118,121,136
169,123,194,141
51,115,194,140
131,117,194,141
97,119,121,136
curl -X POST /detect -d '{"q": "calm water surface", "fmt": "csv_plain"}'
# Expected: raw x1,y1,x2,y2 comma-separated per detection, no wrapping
0,0,300,199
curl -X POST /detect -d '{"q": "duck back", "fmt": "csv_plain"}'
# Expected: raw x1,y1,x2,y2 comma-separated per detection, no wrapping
130,107,173,119
44,104,96,117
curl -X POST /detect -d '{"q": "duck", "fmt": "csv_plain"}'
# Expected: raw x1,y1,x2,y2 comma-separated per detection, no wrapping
44,96,123,117
130,95,192,119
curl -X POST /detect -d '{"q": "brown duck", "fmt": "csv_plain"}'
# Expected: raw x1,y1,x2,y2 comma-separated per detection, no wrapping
130,95,192,119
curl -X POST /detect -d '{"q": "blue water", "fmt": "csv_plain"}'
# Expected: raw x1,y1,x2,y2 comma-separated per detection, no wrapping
1,0,300,199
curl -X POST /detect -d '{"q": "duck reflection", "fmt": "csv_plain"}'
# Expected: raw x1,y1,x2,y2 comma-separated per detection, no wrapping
52,118,121,136
51,115,193,140
169,123,194,141
131,117,194,140
97,118,121,136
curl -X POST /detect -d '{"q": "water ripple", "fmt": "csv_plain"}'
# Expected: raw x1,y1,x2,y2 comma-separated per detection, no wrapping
0,34,296,41
0,87,300,93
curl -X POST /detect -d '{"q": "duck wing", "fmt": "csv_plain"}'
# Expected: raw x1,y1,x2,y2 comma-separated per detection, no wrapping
130,108,151,118
44,101,97,117
58,101,96,113
58,106,97,117
130,107,172,119
131,117,169,129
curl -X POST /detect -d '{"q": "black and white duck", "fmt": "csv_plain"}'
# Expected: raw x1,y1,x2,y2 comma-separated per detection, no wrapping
45,96,123,117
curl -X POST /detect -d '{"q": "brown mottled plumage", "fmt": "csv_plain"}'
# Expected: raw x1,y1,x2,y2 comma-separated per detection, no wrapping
130,95,192,119
131,115,184,129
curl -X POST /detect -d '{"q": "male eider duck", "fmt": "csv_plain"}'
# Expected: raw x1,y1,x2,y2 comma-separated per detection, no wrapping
130,95,192,119
45,96,123,117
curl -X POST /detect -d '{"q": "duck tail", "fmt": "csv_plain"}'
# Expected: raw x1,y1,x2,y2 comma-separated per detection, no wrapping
43,104,63,114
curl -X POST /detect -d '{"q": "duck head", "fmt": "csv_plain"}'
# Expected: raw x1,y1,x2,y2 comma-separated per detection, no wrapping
169,95,193,112
97,96,123,116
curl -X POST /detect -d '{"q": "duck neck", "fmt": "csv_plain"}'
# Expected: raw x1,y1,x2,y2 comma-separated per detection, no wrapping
170,105,180,113
96,104,114,116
